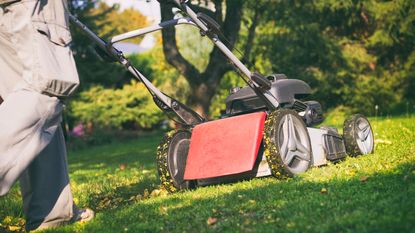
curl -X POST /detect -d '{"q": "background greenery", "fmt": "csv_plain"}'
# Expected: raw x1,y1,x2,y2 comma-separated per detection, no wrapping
66,0,415,131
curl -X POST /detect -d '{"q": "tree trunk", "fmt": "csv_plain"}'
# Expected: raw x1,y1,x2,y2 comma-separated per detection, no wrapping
160,0,243,118
187,83,213,118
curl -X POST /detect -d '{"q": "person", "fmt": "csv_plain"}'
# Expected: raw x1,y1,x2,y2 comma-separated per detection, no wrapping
0,0,93,231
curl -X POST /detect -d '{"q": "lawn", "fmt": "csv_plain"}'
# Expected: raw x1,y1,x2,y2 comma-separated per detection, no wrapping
1,117,414,232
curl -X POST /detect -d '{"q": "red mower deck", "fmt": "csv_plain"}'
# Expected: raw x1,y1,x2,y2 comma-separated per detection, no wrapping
184,112,266,180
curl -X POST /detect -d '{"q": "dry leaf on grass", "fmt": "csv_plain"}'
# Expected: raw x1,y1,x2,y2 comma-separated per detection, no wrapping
360,176,369,182
374,139,392,145
207,217,218,225
8,226,22,232
143,189,150,198
119,163,127,170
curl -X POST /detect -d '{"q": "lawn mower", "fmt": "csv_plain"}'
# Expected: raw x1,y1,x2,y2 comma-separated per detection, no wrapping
70,0,374,193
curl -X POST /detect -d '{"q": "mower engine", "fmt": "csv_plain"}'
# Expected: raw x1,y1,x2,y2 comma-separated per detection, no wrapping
293,100,324,127
225,74,324,126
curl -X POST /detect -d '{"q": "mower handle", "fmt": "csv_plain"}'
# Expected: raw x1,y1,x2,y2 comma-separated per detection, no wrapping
164,0,278,108
69,14,205,126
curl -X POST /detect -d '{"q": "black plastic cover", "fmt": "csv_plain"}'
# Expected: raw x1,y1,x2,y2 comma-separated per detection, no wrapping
225,78,311,115
321,127,347,161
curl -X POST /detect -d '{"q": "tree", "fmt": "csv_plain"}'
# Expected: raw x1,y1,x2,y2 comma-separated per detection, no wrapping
159,0,246,117
70,1,149,89
250,0,415,115
68,1,167,130
91,2,148,44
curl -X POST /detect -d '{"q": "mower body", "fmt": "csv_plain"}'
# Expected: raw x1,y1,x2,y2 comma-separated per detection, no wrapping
181,76,347,186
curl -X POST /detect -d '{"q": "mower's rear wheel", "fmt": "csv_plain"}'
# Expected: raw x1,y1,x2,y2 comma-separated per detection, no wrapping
156,130,195,193
343,114,374,156
264,109,312,177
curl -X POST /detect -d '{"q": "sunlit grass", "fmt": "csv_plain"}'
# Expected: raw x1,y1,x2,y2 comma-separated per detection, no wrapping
1,117,414,232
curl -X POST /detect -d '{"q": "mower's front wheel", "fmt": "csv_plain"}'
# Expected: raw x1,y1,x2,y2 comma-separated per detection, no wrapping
156,130,196,193
264,109,313,178
343,114,374,156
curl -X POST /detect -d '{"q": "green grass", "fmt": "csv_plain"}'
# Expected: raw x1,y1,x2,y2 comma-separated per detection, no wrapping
1,117,414,233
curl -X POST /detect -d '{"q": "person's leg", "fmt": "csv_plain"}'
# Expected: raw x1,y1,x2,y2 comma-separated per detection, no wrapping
0,2,64,196
20,126,75,231
0,2,81,230
0,90,63,196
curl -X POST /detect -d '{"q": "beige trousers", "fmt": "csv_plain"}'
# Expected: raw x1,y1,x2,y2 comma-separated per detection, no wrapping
0,1,77,231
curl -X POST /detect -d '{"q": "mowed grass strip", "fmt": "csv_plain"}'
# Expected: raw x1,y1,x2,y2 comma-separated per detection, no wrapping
1,117,414,233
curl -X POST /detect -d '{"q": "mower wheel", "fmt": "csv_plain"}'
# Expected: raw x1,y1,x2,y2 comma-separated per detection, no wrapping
156,130,195,193
264,109,312,177
343,114,374,156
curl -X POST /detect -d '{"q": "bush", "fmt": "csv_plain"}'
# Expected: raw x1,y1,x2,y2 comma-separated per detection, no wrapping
70,81,165,130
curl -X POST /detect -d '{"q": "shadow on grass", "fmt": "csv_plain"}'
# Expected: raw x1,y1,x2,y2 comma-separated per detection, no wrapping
48,161,415,233
68,135,161,171
64,134,164,213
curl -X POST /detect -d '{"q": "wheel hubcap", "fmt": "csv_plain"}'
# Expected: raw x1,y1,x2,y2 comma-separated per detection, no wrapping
355,118,373,154
277,114,311,173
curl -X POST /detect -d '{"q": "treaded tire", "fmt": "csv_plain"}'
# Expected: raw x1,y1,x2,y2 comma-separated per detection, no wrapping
264,109,312,178
343,114,374,156
156,130,195,193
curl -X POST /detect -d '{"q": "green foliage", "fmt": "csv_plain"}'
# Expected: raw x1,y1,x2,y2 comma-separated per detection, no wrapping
243,0,415,115
1,117,414,232
323,105,353,127
91,2,148,43
176,25,214,72
68,0,415,129
70,0,148,89
130,45,190,103
70,81,164,129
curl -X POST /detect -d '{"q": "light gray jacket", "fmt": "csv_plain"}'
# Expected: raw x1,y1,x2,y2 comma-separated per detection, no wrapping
0,0,79,97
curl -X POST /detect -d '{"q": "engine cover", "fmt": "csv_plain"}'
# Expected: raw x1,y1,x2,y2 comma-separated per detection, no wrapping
225,77,311,116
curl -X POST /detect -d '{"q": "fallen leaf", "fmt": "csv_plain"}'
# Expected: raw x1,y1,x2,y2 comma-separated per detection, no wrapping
150,189,161,197
119,163,127,170
243,219,251,225
159,206,168,215
360,176,369,182
207,217,218,225
3,216,12,224
374,139,392,145
158,188,169,197
143,189,150,198
8,226,22,232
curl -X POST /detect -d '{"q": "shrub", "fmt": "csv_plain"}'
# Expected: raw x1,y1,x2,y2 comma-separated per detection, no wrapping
70,81,165,130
